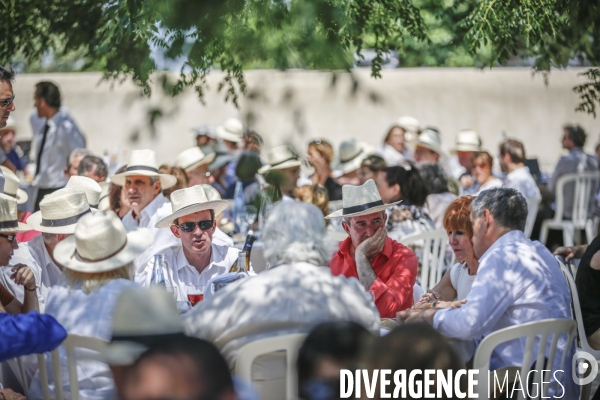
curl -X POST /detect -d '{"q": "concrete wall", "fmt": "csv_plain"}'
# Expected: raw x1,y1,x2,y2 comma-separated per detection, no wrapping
9,68,600,173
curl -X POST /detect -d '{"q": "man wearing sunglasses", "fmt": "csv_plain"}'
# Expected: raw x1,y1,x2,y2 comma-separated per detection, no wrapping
141,186,239,302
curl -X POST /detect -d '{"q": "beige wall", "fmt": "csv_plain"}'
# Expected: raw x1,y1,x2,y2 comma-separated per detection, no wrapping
10,68,600,173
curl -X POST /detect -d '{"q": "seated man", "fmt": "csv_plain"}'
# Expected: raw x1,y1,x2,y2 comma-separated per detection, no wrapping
142,185,238,300
398,188,576,398
77,154,108,183
174,146,215,186
326,179,418,318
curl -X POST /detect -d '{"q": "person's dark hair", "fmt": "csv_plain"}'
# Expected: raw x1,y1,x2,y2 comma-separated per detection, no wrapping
35,81,61,109
78,155,108,180
471,151,494,169
499,139,527,164
236,151,262,181
135,336,234,399
243,130,263,146
564,124,586,148
109,165,127,216
471,187,528,231
382,166,429,206
418,163,449,194
383,125,403,145
297,322,370,400
360,154,387,173
0,67,16,83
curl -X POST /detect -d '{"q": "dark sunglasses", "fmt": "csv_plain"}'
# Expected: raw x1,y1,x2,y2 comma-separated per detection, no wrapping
176,220,214,232
0,234,16,243
0,95,15,108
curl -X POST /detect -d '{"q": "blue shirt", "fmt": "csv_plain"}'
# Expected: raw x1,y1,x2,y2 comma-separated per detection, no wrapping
0,311,67,362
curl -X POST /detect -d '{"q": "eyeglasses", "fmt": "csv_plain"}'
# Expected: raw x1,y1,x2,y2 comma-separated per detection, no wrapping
0,234,16,243
0,95,15,109
175,220,214,232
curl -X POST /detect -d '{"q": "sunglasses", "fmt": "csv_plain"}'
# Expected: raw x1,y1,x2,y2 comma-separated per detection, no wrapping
0,234,16,243
175,220,214,232
0,95,15,108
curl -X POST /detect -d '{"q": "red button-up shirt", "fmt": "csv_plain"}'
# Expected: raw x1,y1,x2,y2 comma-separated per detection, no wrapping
329,236,417,318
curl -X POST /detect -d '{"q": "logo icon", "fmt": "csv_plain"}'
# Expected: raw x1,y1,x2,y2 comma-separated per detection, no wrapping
572,351,598,386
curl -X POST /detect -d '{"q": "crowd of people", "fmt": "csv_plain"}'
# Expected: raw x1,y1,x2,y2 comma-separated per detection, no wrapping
0,64,599,400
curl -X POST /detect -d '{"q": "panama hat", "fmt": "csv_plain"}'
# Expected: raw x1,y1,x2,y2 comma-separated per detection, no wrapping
451,130,482,153
397,116,421,135
0,193,32,232
110,150,177,189
258,145,302,175
27,188,91,234
414,129,444,156
155,185,230,228
191,124,218,139
216,118,244,143
333,139,371,175
54,210,152,274
174,147,216,173
97,181,111,211
65,176,102,208
0,166,28,204
325,179,401,219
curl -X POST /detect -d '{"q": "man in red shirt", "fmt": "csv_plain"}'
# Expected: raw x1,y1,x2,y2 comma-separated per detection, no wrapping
327,179,417,318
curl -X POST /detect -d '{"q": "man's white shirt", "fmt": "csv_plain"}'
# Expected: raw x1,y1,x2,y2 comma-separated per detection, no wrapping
122,192,171,229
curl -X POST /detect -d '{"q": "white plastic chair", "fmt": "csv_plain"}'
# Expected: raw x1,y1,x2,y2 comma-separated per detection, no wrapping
400,229,454,292
540,172,600,246
250,242,268,273
235,333,307,400
412,283,424,305
35,334,109,400
473,319,577,400
524,197,540,238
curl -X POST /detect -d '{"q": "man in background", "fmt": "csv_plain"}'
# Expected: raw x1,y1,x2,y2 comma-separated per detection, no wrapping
77,154,108,182
65,148,92,179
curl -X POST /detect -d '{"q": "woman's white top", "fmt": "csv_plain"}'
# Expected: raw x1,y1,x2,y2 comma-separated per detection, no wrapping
449,262,476,301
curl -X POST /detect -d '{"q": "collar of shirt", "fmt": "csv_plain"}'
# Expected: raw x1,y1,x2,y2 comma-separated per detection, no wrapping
126,193,169,225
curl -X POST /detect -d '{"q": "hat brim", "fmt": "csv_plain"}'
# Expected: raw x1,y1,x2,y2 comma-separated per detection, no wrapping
258,159,302,175
155,200,231,228
53,227,153,273
16,189,28,205
110,171,177,189
413,142,446,157
334,153,369,176
209,154,235,172
25,210,91,234
182,153,216,173
0,222,33,233
216,127,242,143
325,200,402,219
450,145,481,154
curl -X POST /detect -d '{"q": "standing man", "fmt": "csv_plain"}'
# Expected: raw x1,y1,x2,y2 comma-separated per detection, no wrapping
32,81,85,210
0,67,18,192
326,180,418,318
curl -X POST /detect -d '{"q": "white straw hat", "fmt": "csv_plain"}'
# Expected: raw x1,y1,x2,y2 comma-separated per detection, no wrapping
0,193,32,232
451,130,482,153
110,150,177,189
191,124,218,139
174,147,216,173
414,129,444,156
27,188,91,234
258,145,302,175
333,139,370,175
65,176,102,208
0,166,28,204
216,118,244,143
97,181,111,211
325,179,400,219
54,210,152,273
155,185,230,228
397,116,421,135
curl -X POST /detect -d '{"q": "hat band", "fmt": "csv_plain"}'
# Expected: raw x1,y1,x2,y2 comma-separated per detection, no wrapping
75,239,127,263
41,208,91,227
126,165,158,173
343,199,384,215
340,148,364,164
4,192,17,199
270,156,299,168
0,220,18,229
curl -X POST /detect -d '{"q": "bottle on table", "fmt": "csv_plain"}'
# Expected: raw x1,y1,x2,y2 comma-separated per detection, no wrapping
230,234,256,273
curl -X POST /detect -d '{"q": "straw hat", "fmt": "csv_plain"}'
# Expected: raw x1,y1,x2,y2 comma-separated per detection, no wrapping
0,193,32,232
451,130,482,153
333,139,370,175
191,124,218,139
397,116,421,135
258,145,301,175
200,184,224,201
155,185,230,228
325,179,401,219
216,118,244,143
54,210,152,273
27,188,91,234
110,150,177,189
174,147,216,173
65,176,102,208
0,166,28,204
97,181,111,211
414,129,444,155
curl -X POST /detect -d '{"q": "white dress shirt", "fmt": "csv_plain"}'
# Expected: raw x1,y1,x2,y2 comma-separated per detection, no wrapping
31,108,85,189
140,243,238,301
433,230,576,398
0,234,62,312
122,192,171,229
504,166,542,232
28,279,138,400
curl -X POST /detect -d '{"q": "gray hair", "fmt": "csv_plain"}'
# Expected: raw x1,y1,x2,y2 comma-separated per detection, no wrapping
149,176,160,185
262,202,335,267
68,148,92,165
471,188,527,231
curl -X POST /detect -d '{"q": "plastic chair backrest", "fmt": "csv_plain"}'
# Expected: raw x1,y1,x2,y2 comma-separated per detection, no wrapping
524,198,540,238
400,229,454,292
235,333,307,400
554,172,600,226
473,319,577,400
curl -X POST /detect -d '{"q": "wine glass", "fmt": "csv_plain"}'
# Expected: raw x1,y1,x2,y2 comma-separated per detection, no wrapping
235,212,248,236
245,205,258,233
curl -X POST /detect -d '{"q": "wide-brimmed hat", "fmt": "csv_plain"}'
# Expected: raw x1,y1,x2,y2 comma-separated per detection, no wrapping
216,118,244,143
258,145,302,175
191,124,218,139
414,129,444,156
451,130,482,153
65,176,102,208
155,185,230,228
54,210,152,274
110,150,177,189
0,193,32,233
97,181,111,211
174,147,216,173
0,166,28,204
27,188,91,234
397,116,421,136
325,179,401,219
333,139,370,175
208,141,235,172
